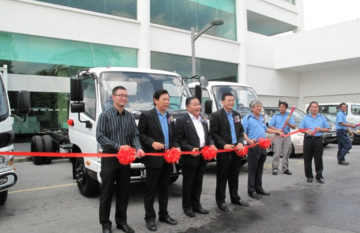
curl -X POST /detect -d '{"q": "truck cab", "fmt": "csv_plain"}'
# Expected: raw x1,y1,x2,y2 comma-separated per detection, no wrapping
0,71,16,205
68,67,191,197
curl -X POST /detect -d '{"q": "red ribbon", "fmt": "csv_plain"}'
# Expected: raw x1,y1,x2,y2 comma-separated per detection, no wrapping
3,129,309,165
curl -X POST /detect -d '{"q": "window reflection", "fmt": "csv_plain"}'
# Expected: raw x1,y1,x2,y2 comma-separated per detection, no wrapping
34,0,137,19
151,0,237,41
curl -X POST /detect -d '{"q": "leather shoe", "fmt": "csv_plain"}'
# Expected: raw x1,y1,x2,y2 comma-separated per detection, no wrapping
146,220,157,231
338,160,349,165
184,209,196,217
307,177,313,183
159,216,178,225
283,169,292,175
102,228,112,233
117,224,134,233
272,171,278,175
218,203,229,212
231,200,249,207
193,207,209,214
249,192,260,200
257,190,270,196
317,178,325,184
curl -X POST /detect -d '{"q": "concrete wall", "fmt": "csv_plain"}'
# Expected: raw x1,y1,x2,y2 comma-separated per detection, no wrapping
299,65,360,109
276,19,360,69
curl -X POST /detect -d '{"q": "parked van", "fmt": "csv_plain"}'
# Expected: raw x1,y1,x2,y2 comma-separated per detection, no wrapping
304,103,360,124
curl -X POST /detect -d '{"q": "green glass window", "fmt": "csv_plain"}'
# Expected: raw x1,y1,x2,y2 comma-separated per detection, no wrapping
34,0,137,19
282,0,296,5
9,91,69,134
151,0,237,41
151,51,237,82
0,31,137,76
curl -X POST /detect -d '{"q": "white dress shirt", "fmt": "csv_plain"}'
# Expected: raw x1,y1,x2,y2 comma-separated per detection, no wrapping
188,113,206,148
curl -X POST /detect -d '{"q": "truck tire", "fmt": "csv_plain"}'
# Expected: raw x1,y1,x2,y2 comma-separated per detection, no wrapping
0,191,8,206
42,135,53,164
75,158,99,197
31,135,44,165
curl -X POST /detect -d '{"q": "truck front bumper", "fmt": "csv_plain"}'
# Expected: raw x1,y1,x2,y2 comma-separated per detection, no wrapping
0,170,17,191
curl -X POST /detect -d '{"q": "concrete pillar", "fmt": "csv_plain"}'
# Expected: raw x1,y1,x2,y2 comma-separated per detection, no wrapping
237,0,248,84
293,0,304,33
137,0,151,68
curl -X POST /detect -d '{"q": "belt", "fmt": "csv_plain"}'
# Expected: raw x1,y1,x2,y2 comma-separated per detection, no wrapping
305,135,322,139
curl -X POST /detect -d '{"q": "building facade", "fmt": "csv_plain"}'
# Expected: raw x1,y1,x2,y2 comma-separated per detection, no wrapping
2,0,359,134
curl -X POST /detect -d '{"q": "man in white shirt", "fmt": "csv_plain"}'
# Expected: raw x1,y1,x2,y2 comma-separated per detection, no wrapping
176,97,216,217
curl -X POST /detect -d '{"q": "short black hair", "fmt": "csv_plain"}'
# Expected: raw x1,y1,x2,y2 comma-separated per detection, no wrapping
153,89,169,106
339,103,347,108
186,97,199,106
112,86,127,95
221,92,234,101
278,100,288,109
306,101,319,113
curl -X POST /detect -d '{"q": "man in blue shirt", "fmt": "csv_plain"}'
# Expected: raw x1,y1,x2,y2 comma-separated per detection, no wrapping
138,89,180,231
268,101,295,176
242,100,282,200
336,103,356,165
299,101,330,184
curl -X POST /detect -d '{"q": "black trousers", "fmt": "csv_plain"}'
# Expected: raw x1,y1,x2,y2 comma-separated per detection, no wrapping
247,146,267,194
216,152,242,205
99,157,130,228
303,137,324,179
182,158,207,211
144,162,173,221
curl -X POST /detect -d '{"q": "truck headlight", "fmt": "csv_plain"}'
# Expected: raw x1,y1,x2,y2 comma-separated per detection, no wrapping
0,155,14,166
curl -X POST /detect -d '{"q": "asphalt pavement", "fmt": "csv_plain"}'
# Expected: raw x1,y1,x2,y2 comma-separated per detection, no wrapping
3,143,360,233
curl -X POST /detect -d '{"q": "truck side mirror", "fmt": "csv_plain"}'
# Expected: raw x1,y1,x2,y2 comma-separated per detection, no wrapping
17,91,31,114
71,102,85,113
195,85,202,103
71,77,83,101
204,100,212,115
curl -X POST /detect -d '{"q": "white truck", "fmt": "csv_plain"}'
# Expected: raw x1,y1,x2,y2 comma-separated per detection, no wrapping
31,67,195,197
0,67,30,205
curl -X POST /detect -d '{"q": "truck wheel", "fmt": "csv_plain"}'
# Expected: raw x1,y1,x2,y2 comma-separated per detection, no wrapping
0,191,8,206
31,135,44,165
75,158,99,197
42,135,53,164
170,175,179,184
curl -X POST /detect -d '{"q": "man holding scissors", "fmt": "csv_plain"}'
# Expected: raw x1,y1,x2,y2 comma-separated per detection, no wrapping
268,101,295,176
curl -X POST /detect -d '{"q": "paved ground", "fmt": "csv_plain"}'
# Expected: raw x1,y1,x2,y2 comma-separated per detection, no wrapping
2,143,359,233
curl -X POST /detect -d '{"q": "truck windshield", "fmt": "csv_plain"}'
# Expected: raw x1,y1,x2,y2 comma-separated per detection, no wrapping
100,71,188,111
0,75,9,122
212,85,259,117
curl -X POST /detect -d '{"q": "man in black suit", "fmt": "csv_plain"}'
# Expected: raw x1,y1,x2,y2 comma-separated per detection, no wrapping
210,92,249,212
138,89,179,232
176,97,216,218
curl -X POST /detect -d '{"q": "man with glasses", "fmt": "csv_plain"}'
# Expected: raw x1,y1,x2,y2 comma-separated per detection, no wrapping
96,86,145,233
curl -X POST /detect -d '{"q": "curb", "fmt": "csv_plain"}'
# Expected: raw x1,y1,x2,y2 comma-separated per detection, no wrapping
14,156,32,163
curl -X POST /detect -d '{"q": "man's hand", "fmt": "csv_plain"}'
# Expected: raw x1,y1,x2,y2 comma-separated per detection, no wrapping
224,144,235,149
152,142,165,150
120,145,131,150
136,149,145,158
247,139,256,145
192,148,200,157
235,143,244,151
210,145,218,151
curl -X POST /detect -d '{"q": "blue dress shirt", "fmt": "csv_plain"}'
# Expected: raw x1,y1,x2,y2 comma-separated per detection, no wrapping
156,108,169,149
